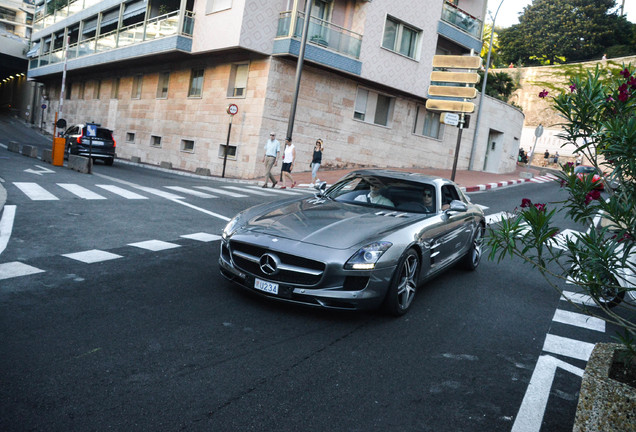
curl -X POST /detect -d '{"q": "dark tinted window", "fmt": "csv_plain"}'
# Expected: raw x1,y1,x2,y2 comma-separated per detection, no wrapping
82,126,113,140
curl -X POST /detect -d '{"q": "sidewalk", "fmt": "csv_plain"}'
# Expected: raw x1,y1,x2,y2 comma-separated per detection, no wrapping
277,164,556,192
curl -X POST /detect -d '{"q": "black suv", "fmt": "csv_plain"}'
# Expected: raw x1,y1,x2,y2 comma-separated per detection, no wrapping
63,124,116,166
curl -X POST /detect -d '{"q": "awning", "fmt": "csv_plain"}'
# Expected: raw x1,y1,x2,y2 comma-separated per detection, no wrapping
26,42,41,58
124,0,147,20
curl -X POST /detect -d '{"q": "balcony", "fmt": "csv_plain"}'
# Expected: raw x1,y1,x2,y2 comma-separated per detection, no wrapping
274,10,363,75
33,0,102,32
28,10,194,75
440,1,482,39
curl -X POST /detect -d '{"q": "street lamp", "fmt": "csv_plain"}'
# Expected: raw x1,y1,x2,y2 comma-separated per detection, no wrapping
468,0,505,171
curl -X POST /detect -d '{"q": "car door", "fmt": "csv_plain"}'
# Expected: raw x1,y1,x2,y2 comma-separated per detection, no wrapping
435,184,474,267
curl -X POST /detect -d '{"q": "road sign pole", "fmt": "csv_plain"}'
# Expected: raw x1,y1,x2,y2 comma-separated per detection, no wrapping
450,112,465,181
222,115,233,178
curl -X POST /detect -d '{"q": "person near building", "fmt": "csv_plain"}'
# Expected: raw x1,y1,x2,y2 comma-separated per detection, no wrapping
280,137,296,189
576,155,582,166
310,139,324,186
554,151,559,165
543,149,550,166
262,132,280,188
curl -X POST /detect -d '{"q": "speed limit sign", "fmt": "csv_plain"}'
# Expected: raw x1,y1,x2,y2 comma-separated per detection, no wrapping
227,104,238,115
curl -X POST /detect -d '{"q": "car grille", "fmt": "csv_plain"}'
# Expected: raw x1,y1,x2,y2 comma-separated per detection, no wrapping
229,240,326,286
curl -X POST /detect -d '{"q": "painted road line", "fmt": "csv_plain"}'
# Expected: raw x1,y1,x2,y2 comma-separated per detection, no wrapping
91,173,184,199
552,309,606,332
62,249,123,264
548,229,581,250
246,186,303,195
165,186,217,198
511,355,584,432
560,290,597,307
57,183,107,200
0,205,16,255
223,186,277,196
194,186,247,198
95,185,148,199
181,233,221,242
167,199,231,221
128,240,180,251
542,334,595,361
476,204,489,210
13,182,59,200
485,211,513,225
0,261,45,280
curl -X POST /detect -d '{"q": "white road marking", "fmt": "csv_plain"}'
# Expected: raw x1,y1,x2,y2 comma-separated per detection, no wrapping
560,290,597,307
95,184,148,199
542,334,595,361
511,355,584,432
181,232,221,242
0,205,16,255
57,183,107,200
134,186,183,199
548,229,580,250
62,249,123,263
246,186,306,195
485,211,513,225
167,199,231,221
128,240,180,251
0,261,45,280
194,186,247,197
165,186,217,198
223,186,276,196
14,182,59,200
552,309,605,332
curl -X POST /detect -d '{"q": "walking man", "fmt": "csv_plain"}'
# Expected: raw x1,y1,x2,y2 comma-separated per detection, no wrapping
262,132,280,188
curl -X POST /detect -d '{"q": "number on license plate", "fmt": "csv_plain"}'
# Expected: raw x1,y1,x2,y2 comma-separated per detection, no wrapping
254,278,279,295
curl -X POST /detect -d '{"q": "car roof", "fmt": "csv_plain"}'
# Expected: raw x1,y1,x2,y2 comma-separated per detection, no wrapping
342,169,453,186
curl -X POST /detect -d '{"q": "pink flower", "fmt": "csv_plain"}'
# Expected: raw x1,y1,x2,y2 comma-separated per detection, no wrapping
584,190,602,205
534,203,546,212
569,84,576,92
619,91,630,102
521,198,532,208
539,89,549,98
620,68,631,78
606,96,615,102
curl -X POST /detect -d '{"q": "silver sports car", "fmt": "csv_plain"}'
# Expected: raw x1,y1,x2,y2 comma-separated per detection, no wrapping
219,170,485,315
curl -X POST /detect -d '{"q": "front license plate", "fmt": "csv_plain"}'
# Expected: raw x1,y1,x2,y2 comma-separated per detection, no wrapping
254,278,279,295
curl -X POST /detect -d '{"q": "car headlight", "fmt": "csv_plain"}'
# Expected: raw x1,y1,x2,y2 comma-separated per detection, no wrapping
345,241,393,270
222,213,243,239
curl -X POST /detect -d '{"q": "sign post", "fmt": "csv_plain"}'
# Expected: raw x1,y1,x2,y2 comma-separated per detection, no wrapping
222,104,238,178
426,55,481,181
86,123,97,174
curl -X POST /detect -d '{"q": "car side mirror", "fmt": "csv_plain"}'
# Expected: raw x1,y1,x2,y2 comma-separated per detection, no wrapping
446,200,467,214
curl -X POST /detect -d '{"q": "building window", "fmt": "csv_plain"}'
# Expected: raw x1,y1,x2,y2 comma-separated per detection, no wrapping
206,0,232,14
413,106,443,139
126,132,135,142
382,16,420,60
353,87,395,127
188,68,204,97
132,74,143,99
181,139,195,152
227,63,248,97
111,78,120,99
218,144,237,160
157,72,170,99
151,135,162,147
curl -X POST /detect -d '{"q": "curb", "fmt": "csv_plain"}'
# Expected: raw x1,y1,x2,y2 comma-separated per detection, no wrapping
463,174,558,193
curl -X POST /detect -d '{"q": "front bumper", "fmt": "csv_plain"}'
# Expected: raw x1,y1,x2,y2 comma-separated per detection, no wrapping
219,238,396,311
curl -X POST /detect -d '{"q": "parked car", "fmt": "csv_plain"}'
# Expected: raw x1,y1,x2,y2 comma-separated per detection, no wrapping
219,170,486,315
574,165,605,190
63,123,116,166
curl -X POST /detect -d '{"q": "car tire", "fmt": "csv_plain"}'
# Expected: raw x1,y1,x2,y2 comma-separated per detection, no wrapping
463,224,484,271
384,249,419,316
104,158,114,166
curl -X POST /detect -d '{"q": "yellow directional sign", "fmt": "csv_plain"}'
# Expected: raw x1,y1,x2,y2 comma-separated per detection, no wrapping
428,85,477,98
430,71,480,85
432,55,482,69
425,99,475,113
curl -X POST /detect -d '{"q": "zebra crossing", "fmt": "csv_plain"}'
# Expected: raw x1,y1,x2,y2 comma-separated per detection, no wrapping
9,181,316,202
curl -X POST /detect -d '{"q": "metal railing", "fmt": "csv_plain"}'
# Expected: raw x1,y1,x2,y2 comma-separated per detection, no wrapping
29,10,193,69
33,0,101,32
441,1,482,39
276,10,362,59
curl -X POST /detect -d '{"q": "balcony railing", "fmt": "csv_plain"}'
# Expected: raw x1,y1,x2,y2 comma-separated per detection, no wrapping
441,1,482,39
33,0,102,32
276,10,362,59
29,10,194,70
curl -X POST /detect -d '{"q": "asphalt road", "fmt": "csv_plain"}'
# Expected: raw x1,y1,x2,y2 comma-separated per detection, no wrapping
0,116,626,431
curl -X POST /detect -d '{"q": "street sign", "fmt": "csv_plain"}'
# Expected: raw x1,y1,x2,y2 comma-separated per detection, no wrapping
432,55,482,69
440,112,460,126
430,71,480,84
428,85,477,99
426,99,475,113
86,123,97,137
227,104,238,115
41,104,47,109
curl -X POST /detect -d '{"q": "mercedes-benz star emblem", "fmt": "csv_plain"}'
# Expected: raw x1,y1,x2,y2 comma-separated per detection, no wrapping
259,253,280,275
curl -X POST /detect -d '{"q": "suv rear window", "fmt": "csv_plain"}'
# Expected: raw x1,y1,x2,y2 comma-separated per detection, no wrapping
81,126,112,140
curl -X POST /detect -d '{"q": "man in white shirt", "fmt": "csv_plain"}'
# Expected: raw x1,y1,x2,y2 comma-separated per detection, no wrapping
355,184,394,207
262,132,280,188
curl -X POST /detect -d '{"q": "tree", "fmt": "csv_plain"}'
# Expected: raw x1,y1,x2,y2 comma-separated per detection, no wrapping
477,71,518,102
498,0,633,66
488,64,636,354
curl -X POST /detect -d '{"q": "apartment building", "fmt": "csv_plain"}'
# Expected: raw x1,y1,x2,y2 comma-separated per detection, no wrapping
0,0,34,111
26,0,524,178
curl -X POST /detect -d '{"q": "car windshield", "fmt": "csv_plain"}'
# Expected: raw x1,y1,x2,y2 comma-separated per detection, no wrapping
575,166,600,175
324,175,436,213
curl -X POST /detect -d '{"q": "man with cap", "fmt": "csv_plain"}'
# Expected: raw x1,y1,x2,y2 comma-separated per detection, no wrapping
262,131,280,188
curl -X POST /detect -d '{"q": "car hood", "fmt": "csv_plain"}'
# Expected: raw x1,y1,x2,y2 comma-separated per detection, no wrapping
241,199,418,249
